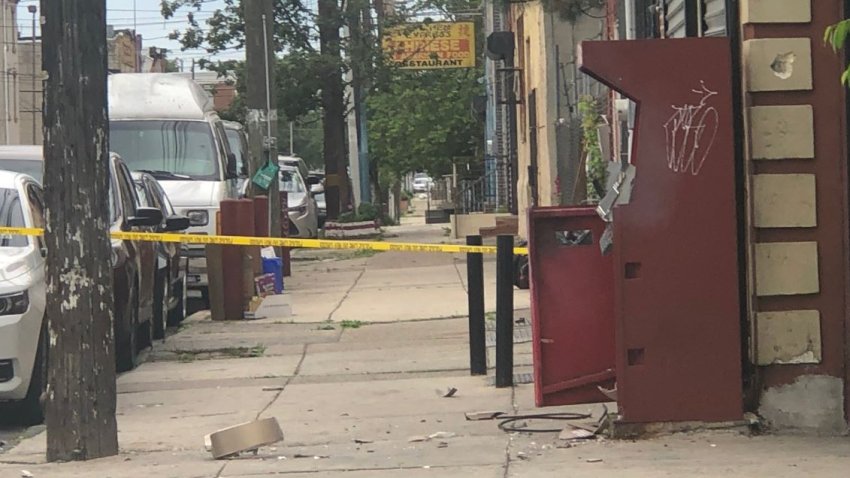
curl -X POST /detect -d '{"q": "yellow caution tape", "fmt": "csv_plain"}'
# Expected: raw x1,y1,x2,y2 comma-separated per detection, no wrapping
0,226,530,256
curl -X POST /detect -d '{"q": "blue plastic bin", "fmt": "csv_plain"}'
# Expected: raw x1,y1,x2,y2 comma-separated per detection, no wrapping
262,257,284,294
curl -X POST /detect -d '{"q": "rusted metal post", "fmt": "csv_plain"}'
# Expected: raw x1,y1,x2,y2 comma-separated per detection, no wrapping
221,199,254,320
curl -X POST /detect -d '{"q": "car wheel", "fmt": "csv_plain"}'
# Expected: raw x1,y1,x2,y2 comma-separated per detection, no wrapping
116,287,139,372
168,274,187,326
17,324,48,425
153,270,168,341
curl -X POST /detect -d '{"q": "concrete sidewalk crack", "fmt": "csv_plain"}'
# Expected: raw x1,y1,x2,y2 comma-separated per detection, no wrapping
453,257,469,293
502,384,518,478
254,343,309,421
327,267,366,322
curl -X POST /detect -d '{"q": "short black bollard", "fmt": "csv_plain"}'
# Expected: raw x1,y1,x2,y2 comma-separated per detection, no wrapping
495,234,514,388
467,235,486,375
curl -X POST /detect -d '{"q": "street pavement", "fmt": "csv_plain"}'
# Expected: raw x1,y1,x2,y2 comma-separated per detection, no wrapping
2,214,850,477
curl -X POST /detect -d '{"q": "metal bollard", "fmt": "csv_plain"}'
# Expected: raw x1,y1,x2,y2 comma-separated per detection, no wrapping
467,235,486,376
495,234,514,388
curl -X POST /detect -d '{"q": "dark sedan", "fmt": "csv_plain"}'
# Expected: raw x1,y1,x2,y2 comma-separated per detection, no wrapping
133,172,190,339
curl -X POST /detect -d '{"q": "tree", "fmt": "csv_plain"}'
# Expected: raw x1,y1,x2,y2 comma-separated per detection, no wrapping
164,58,181,72
42,0,119,461
368,68,484,189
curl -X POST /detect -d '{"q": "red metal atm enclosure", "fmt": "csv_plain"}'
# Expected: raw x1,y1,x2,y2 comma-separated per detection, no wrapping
530,38,742,424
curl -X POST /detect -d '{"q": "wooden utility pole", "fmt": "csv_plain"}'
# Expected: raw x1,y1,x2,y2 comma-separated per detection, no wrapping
41,0,118,461
245,0,280,238
318,0,352,219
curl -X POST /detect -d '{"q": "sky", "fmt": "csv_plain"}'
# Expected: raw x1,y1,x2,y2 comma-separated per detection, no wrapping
16,0,246,67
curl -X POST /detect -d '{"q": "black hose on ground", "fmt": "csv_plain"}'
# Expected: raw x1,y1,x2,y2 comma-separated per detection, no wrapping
496,412,593,433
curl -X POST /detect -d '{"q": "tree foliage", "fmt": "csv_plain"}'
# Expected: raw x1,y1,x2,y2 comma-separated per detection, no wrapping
368,68,483,185
825,20,850,84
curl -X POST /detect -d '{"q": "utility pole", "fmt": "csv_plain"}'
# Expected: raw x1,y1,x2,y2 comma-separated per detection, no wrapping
28,5,37,144
41,0,118,461
318,0,352,219
245,0,280,239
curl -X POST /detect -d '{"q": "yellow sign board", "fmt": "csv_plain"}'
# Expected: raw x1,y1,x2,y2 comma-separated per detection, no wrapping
383,22,476,69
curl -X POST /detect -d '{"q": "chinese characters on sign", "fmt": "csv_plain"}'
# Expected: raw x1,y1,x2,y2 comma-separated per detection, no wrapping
383,22,476,69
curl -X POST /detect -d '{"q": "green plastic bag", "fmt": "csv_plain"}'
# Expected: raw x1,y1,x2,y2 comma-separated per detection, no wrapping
252,160,279,190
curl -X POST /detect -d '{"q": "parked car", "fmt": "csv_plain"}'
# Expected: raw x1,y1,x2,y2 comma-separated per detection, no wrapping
280,164,319,238
279,156,311,185
413,173,432,193
0,171,47,424
223,121,250,196
0,146,43,183
109,155,163,371
0,146,163,372
133,172,191,338
109,73,240,309
315,191,327,228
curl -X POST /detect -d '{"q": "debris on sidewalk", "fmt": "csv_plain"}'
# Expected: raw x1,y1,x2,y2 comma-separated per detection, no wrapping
598,384,617,401
586,458,604,463
207,417,284,459
353,438,373,444
21,471,33,478
464,410,505,421
559,426,596,441
408,431,457,443
262,386,285,392
436,387,458,398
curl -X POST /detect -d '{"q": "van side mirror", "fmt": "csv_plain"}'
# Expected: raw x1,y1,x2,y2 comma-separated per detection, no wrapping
128,207,163,228
226,153,238,180
164,214,190,232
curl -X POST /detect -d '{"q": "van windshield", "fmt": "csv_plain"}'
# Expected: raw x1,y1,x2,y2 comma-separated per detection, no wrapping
109,120,220,180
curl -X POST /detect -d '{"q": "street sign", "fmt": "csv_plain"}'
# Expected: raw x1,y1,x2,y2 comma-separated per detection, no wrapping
383,22,476,69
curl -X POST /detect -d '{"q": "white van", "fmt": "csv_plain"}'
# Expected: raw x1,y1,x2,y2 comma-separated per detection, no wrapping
108,73,239,306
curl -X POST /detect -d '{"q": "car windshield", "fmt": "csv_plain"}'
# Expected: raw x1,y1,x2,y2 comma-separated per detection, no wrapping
0,159,42,183
0,188,28,247
280,170,305,193
225,129,246,176
109,120,219,180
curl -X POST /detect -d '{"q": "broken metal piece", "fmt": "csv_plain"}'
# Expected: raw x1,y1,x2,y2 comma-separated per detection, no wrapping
598,384,618,402
464,411,505,421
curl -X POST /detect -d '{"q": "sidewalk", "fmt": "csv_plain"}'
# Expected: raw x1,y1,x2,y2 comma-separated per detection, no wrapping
2,222,850,477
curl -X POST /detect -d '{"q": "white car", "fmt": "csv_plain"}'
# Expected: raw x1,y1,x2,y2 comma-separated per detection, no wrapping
0,171,47,424
413,174,432,193
279,165,320,238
